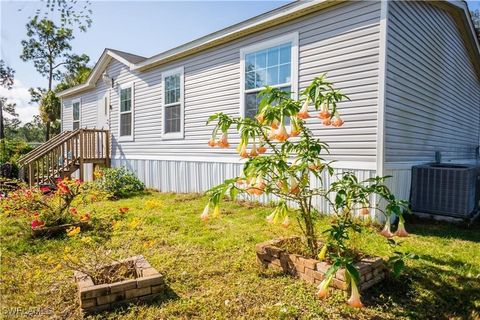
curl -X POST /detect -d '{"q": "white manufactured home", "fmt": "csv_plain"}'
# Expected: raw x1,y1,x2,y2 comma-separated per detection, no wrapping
55,0,480,210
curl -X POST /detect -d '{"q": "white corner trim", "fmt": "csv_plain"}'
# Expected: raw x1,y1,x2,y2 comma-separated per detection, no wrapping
117,81,135,142
60,97,64,132
161,66,185,140
239,32,299,118
376,0,389,177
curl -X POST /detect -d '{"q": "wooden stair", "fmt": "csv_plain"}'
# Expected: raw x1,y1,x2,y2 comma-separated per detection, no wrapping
18,129,110,187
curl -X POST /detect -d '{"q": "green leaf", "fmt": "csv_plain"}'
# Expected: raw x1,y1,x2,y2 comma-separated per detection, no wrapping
393,259,405,277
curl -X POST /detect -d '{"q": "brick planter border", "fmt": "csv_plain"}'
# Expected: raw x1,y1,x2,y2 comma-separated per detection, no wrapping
74,255,165,314
256,237,386,291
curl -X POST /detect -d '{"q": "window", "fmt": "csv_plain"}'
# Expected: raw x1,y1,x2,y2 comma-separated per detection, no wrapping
118,83,134,141
162,67,184,139
72,100,80,130
240,33,298,123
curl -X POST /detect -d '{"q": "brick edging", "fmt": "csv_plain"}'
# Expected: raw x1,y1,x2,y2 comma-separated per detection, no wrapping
256,237,386,291
74,255,165,314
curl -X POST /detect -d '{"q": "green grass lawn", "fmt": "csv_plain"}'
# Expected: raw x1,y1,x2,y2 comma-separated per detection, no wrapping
1,191,479,319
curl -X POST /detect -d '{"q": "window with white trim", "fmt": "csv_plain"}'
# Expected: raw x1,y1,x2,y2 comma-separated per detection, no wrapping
72,100,80,130
119,84,133,139
162,67,184,139
241,33,298,123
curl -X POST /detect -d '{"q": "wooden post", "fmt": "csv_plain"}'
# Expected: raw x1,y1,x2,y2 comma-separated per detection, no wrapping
79,129,84,181
28,163,33,187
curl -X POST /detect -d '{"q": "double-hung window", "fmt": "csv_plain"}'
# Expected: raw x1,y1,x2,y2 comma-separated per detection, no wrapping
72,99,80,130
118,83,134,141
162,67,184,139
241,33,298,122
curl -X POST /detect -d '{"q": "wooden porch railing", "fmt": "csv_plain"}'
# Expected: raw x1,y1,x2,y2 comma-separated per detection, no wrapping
18,129,110,186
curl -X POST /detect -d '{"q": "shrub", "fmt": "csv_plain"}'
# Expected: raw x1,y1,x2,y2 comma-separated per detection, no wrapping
0,178,106,230
94,167,144,199
203,75,411,308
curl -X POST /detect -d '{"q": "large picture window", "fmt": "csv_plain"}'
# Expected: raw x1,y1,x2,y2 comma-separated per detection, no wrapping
241,33,298,122
118,83,134,141
72,100,80,130
162,67,184,139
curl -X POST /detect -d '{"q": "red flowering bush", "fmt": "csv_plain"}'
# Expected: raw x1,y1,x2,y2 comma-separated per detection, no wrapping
0,178,99,230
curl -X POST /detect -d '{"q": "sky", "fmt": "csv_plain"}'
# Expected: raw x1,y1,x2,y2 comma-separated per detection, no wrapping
0,0,288,123
0,0,479,124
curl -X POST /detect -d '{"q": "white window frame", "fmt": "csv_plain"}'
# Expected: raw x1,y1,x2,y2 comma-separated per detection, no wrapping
118,82,135,142
72,98,81,130
161,66,184,140
239,32,299,119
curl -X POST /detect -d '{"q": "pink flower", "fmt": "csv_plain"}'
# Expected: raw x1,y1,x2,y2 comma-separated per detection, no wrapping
208,139,216,147
316,274,334,299
119,207,129,214
380,219,393,238
70,208,78,215
249,143,259,158
40,186,51,193
201,204,210,221
359,207,369,215
239,144,249,158
394,216,409,237
275,124,289,142
282,216,290,228
331,117,344,127
347,278,363,308
318,110,331,120
31,220,45,229
217,133,230,148
297,99,310,119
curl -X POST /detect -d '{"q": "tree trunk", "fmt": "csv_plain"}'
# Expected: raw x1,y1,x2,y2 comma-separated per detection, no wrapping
0,100,4,159
0,99,4,140
301,201,318,257
45,121,50,142
46,65,53,141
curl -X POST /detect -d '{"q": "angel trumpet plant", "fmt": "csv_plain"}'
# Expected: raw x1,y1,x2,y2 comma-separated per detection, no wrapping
394,215,409,237
275,122,289,142
316,273,334,299
204,76,410,308
380,218,394,238
347,277,363,308
200,203,210,221
297,98,311,119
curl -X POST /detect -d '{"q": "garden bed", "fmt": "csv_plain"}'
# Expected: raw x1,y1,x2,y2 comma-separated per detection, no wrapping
32,221,91,238
256,237,386,291
74,255,165,315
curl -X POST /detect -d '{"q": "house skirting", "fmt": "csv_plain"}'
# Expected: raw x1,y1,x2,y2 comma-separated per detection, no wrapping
111,157,378,214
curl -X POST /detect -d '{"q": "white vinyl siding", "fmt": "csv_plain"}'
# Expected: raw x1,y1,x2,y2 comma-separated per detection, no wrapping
240,33,298,121
162,67,184,139
62,1,382,165
118,83,134,141
385,1,480,163
72,99,80,130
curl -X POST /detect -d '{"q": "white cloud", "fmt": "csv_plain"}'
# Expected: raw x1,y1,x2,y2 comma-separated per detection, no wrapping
0,79,38,124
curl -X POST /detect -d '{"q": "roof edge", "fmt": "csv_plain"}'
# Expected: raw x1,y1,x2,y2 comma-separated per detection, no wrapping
58,0,480,98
